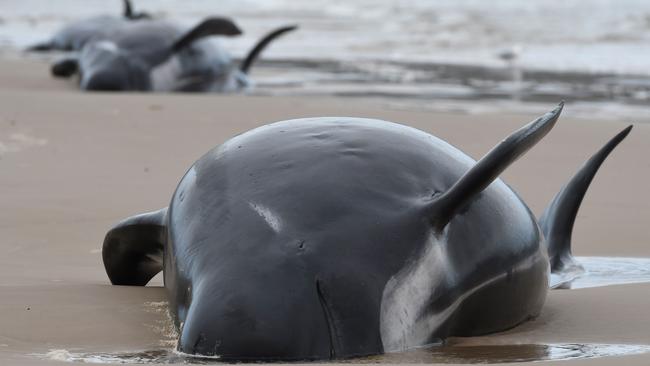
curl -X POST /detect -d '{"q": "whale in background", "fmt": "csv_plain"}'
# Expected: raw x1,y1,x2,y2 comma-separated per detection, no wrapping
48,17,296,93
27,0,151,52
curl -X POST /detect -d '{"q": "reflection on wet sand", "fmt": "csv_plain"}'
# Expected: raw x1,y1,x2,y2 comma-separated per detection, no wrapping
40,343,650,364
358,344,650,364
37,256,650,364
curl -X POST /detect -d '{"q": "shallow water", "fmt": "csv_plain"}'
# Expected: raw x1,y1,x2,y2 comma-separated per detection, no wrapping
359,344,650,364
568,256,650,290
2,0,650,118
32,256,650,364
3,0,650,74
39,344,650,364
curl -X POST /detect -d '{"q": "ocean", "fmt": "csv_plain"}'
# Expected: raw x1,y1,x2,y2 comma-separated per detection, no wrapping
1,0,650,118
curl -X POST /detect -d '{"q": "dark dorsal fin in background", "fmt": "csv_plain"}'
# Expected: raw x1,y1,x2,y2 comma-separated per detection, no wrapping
427,102,564,231
240,25,298,74
171,17,242,52
102,208,167,286
123,0,134,18
123,0,152,20
541,125,632,274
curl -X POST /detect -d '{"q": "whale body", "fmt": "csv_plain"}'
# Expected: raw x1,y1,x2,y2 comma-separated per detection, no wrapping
102,105,631,360
46,17,296,93
27,0,150,52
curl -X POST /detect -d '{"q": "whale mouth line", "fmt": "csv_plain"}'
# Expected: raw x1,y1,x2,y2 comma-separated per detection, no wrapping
316,278,337,360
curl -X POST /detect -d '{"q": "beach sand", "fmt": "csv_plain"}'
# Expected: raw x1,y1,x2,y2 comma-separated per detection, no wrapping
1,58,650,365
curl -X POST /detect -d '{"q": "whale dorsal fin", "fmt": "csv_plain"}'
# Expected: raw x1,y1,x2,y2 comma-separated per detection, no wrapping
102,208,167,286
123,0,134,18
123,0,151,20
171,17,242,52
427,103,564,230
541,125,632,276
240,25,298,74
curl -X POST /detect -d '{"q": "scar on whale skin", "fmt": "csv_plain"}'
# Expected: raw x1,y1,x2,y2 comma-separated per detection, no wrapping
249,202,282,233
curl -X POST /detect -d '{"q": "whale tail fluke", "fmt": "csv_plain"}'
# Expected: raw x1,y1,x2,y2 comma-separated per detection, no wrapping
239,25,298,74
540,125,632,281
427,102,564,230
102,208,167,286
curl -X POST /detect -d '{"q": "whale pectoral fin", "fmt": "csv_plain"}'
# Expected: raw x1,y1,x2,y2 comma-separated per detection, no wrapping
102,208,167,286
51,57,79,78
171,17,243,52
541,125,632,280
427,102,564,230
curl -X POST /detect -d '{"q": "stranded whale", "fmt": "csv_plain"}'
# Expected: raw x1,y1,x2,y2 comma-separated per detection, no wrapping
49,17,296,92
102,104,631,360
27,0,151,52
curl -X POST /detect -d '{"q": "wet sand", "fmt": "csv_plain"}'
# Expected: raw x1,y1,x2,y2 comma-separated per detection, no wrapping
1,58,650,365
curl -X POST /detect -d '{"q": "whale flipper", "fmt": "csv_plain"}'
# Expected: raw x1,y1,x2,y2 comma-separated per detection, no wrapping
102,208,167,286
541,125,632,281
171,17,242,52
51,57,79,78
428,102,564,230
239,25,298,74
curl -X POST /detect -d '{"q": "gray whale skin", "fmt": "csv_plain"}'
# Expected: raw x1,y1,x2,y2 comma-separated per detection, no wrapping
102,103,632,360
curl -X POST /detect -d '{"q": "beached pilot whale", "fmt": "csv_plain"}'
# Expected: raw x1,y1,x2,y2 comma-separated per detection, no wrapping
27,0,151,52
102,103,631,360
49,17,297,92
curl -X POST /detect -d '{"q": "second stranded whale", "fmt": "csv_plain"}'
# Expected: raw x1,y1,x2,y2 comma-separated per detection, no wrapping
101,103,631,360
50,18,297,92
27,0,151,52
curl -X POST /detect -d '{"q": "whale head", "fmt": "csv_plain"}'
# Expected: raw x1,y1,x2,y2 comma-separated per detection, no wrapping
79,40,152,91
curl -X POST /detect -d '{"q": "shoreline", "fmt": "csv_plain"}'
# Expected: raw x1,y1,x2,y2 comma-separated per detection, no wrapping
5,53,650,123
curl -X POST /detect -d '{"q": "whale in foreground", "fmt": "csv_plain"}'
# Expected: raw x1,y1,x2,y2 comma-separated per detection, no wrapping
48,17,297,92
102,104,631,360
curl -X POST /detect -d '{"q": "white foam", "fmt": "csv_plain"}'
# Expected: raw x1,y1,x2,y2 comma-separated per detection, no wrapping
43,349,75,362
0,133,47,156
567,256,650,290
